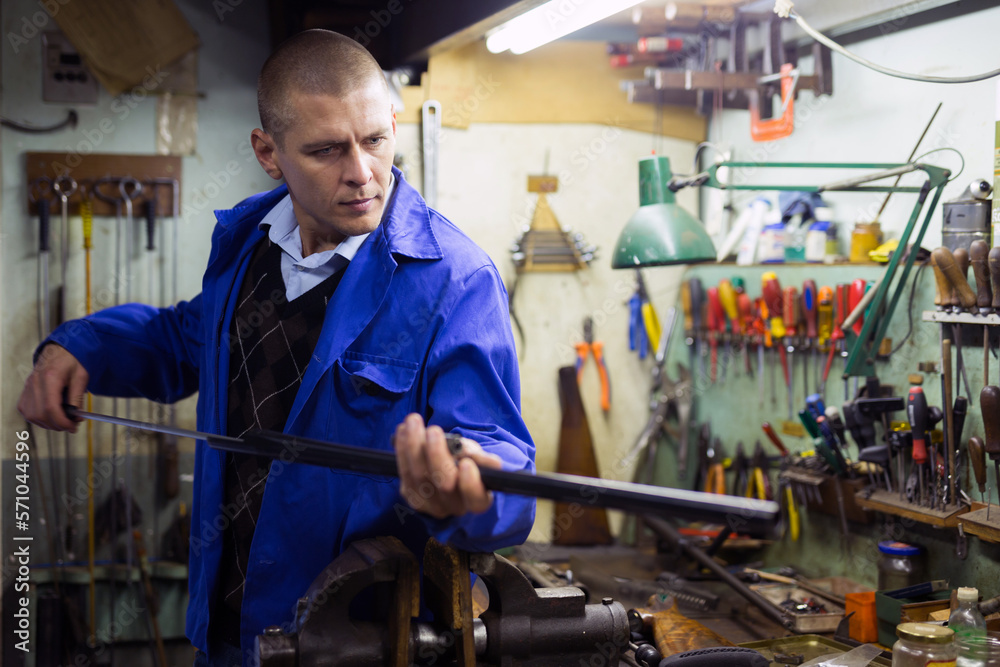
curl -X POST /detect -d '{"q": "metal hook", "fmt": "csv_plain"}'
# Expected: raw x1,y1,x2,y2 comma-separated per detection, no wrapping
93,177,123,205
52,175,78,201
28,176,54,204
119,177,142,202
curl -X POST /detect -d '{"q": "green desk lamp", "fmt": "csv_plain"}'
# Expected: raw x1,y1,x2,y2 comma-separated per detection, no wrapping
612,155,716,268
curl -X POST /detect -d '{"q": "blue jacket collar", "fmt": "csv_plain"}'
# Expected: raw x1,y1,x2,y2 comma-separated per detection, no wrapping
213,167,442,261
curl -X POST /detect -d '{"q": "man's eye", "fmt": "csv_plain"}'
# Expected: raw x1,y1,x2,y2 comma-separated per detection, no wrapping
315,147,334,155
368,137,384,146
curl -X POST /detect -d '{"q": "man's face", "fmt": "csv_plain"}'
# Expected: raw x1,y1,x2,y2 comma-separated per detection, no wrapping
253,80,397,248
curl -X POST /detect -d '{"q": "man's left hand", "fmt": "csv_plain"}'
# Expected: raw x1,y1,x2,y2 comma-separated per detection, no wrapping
393,413,502,519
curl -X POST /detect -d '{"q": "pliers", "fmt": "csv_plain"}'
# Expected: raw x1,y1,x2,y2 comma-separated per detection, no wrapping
746,441,772,500
628,270,662,360
703,437,727,495
575,316,611,413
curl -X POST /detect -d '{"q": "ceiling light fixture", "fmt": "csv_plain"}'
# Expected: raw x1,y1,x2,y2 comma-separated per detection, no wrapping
486,0,646,55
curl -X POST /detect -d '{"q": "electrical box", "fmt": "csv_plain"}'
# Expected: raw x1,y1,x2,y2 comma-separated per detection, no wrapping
42,31,98,104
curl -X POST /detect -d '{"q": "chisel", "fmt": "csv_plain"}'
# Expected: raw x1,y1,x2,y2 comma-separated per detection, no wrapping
801,280,817,402
63,406,781,533
971,240,993,386
968,436,988,520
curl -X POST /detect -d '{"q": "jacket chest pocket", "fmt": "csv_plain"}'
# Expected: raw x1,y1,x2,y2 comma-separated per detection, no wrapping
329,352,420,432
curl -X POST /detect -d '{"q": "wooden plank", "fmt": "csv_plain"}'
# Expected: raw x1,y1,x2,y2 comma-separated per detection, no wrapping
959,505,1000,543
25,152,182,218
410,40,705,142
854,488,969,528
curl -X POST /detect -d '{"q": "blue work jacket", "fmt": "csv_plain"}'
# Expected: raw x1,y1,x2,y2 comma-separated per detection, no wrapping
45,168,536,658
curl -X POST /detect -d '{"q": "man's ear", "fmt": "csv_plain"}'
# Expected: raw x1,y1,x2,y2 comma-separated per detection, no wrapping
251,129,284,180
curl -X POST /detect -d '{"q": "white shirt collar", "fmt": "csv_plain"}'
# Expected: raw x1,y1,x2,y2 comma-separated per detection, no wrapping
256,173,396,266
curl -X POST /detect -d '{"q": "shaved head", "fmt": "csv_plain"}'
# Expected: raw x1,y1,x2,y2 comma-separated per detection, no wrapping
257,29,388,146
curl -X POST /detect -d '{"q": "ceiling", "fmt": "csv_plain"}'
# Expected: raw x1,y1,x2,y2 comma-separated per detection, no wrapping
265,0,985,72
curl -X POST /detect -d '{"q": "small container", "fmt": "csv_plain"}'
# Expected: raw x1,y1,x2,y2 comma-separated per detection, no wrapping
784,216,808,263
892,623,958,667
846,591,879,643
877,541,925,592
758,213,785,263
806,207,832,263
950,587,987,643
850,221,883,262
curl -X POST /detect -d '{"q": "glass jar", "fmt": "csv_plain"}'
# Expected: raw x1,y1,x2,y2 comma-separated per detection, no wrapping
850,221,883,262
878,541,925,591
957,634,1000,666
892,623,958,667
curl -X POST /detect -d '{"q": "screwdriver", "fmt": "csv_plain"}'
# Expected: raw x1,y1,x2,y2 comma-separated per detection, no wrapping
980,385,1000,519
969,436,989,520
907,386,929,506
707,287,723,383
680,280,695,373
688,278,706,380
834,283,849,400
762,274,789,411
817,286,833,396
783,286,800,421
756,297,773,407
719,279,739,380
802,280,818,402
738,292,754,379
847,280,867,399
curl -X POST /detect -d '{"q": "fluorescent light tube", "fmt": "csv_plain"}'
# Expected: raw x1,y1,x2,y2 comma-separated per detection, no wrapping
486,0,645,55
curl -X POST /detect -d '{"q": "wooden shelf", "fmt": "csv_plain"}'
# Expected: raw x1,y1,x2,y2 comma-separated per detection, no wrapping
958,505,1000,543
921,310,1000,326
853,488,970,527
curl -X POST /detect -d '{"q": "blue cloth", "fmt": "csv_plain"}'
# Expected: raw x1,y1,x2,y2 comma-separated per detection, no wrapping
43,167,536,662
194,642,243,667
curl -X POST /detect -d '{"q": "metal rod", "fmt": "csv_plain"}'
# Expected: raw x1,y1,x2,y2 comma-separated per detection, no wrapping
66,407,781,534
874,102,942,221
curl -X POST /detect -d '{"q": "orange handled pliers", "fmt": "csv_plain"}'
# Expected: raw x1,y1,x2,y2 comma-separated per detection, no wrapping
575,316,611,412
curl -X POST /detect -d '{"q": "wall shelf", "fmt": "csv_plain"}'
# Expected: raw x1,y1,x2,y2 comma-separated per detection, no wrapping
958,505,1000,543
921,311,1000,326
853,489,969,528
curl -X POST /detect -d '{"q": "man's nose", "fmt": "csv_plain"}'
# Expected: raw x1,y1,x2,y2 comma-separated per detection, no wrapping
343,145,373,186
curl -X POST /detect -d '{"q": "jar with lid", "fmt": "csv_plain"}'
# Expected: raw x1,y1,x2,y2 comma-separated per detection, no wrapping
892,622,958,667
878,541,926,592
850,221,883,262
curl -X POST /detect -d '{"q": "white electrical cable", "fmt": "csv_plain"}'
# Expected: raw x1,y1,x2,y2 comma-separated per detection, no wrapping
774,1,1000,84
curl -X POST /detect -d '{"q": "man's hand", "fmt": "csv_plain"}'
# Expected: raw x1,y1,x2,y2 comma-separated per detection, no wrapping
17,344,88,433
393,413,503,519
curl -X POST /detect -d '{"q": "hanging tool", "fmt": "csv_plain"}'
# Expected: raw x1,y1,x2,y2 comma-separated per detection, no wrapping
801,280,817,402
783,286,800,421
952,247,975,399
719,279,738,379
933,246,977,309
120,178,142,588
846,279,866,398
575,317,611,413
421,100,441,209
680,280,695,372
81,194,97,635
762,274,790,415
746,442,771,500
980,386,1000,521
53,176,79,562
970,240,993,386
703,438,726,495
629,271,660,360
817,286,833,396
688,278,706,380
64,405,781,531
931,253,952,310
706,287,723,383
907,386,930,506
834,283,849,400
942,339,955,508
969,436,989,519
759,297,777,407
737,292,754,379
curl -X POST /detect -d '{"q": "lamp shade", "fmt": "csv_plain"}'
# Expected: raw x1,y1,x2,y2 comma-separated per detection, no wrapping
612,156,716,268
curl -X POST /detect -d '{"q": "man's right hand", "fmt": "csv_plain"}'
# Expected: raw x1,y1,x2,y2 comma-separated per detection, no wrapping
17,344,89,433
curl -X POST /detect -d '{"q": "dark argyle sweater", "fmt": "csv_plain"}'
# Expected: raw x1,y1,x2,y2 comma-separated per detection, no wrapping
213,237,345,645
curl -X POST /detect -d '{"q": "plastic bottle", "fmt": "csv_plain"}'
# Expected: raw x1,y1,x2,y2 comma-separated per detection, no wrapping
949,587,987,642
758,210,785,264
806,206,831,263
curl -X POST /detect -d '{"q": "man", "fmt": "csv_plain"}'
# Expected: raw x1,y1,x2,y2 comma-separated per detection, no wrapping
18,30,535,666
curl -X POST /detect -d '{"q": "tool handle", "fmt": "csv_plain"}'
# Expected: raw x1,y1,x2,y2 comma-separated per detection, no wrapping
737,293,752,335
990,247,1000,311
969,436,987,492
933,246,977,309
592,342,611,412
760,422,789,456
782,287,798,334
980,385,1000,456
719,279,738,323
145,200,157,251
38,202,51,253
706,287,720,333
657,647,768,667
689,278,704,331
680,281,693,332
930,254,952,308
970,240,992,311
907,386,929,464
817,285,833,347
822,345,837,383
952,395,968,449
802,280,818,339
843,281,878,332
847,279,867,336
834,283,849,330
